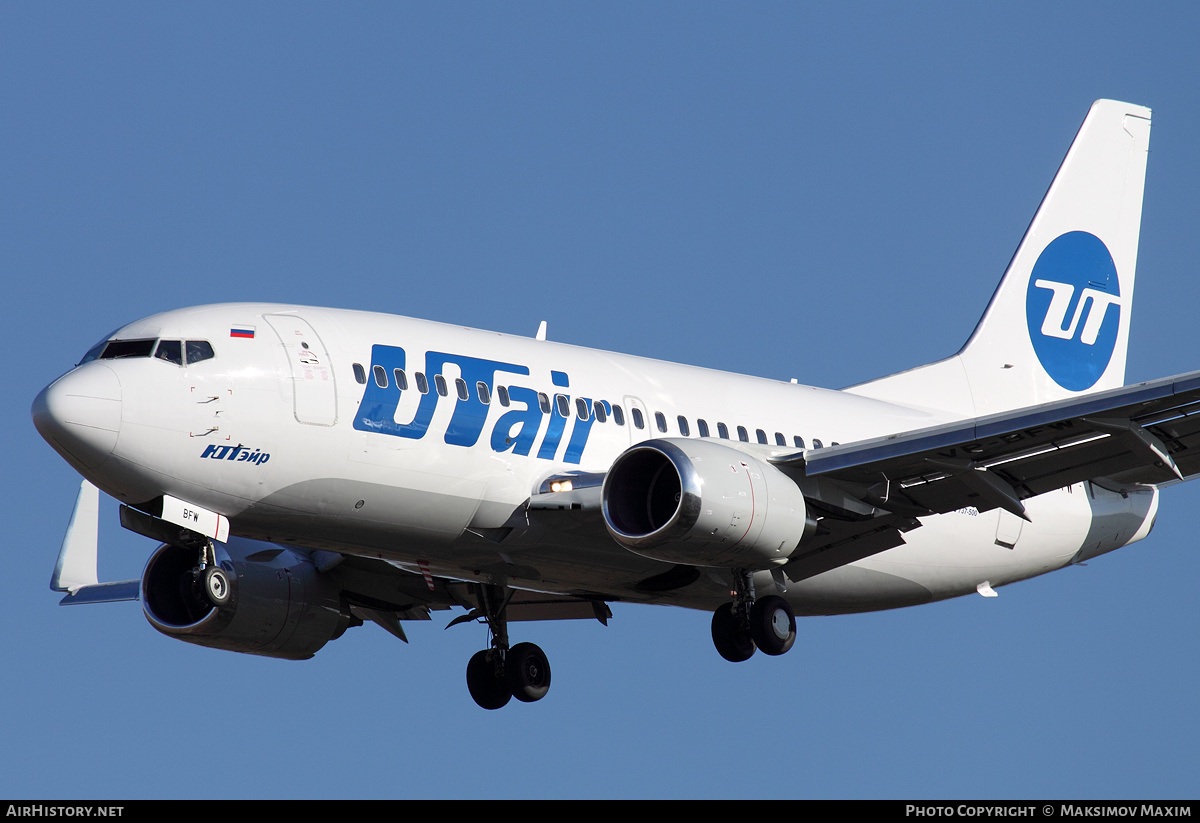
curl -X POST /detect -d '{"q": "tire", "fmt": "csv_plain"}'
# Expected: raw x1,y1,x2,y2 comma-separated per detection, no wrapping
466,649,512,710
202,566,233,608
506,642,551,703
749,595,796,656
711,602,756,662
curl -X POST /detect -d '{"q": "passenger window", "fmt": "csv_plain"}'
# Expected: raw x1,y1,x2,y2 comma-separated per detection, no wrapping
576,398,589,420
538,393,551,414
812,438,823,449
697,419,710,437
756,429,768,445
794,436,805,449
373,365,388,388
185,341,215,365
677,416,690,436
477,382,491,405
737,426,749,442
717,422,729,439
393,369,408,391
497,385,511,407
632,408,645,429
655,412,667,433
435,375,449,397
155,340,183,366
775,432,786,446
556,394,570,417
353,363,367,384
593,401,607,423
455,378,469,401
415,372,429,394
612,404,625,426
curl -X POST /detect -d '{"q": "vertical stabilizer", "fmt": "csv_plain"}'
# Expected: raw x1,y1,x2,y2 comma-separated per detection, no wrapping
849,100,1152,419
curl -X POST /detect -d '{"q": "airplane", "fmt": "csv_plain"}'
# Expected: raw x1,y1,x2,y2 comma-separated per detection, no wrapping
32,99,1200,709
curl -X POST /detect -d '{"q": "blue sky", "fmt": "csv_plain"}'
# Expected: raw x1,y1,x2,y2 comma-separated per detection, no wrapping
4,2,1199,799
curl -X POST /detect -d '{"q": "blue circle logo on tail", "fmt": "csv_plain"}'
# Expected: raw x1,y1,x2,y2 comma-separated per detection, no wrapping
1025,231,1122,391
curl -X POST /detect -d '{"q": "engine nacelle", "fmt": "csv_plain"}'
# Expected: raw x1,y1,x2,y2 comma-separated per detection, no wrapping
601,438,815,568
141,537,351,660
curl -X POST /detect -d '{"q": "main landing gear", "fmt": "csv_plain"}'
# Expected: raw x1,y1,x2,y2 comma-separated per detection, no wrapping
461,584,551,710
711,570,796,662
466,642,551,710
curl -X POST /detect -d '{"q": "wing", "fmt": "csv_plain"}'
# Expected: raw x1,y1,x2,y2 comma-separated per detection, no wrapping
775,369,1200,519
743,370,1200,583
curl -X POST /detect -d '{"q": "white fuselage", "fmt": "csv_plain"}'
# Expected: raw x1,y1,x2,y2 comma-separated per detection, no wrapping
37,302,1158,616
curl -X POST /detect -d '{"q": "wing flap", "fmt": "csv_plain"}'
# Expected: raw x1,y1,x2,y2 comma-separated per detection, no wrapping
781,517,915,583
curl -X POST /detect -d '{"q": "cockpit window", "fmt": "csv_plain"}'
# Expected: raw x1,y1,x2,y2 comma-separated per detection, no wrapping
77,329,122,365
84,337,213,366
154,340,183,365
98,339,157,360
79,341,107,365
186,340,215,365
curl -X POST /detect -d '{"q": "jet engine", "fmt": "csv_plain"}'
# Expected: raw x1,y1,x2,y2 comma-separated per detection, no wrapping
141,537,352,660
601,438,815,568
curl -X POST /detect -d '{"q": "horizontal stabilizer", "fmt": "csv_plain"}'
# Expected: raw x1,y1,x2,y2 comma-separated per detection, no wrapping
59,580,140,605
51,479,101,593
52,478,140,605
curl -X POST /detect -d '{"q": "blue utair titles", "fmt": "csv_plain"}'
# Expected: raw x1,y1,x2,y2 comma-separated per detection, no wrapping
200,444,270,464
352,345,599,464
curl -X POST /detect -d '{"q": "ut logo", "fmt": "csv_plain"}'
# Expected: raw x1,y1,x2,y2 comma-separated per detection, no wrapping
1032,280,1121,345
1025,231,1122,392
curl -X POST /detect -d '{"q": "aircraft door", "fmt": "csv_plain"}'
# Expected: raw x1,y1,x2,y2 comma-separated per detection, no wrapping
265,314,338,426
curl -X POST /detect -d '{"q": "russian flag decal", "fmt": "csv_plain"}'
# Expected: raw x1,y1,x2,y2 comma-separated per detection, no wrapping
230,327,256,338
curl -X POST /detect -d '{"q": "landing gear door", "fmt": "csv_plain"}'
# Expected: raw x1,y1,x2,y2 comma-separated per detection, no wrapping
265,314,338,426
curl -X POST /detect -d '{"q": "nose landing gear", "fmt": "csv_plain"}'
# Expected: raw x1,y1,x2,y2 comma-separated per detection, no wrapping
202,565,233,607
185,538,234,612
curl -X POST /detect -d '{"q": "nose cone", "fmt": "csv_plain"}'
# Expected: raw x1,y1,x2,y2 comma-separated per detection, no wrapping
32,364,123,469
